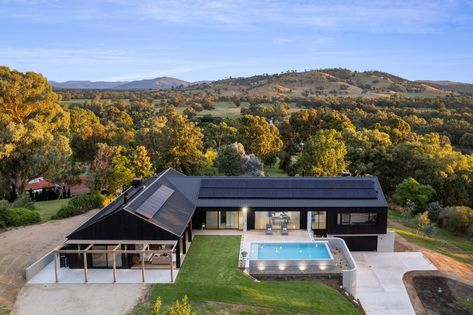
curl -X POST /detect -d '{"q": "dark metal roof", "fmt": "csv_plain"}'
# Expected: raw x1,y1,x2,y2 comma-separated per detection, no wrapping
68,168,195,239
165,175,388,208
68,169,388,241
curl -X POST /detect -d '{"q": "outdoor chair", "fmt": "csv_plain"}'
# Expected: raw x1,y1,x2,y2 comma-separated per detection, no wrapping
266,223,273,235
281,223,288,235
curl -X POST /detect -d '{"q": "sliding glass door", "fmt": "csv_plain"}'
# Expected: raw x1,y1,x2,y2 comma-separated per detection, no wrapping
205,211,240,229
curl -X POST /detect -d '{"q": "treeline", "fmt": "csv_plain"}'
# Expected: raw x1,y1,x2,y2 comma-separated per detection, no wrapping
1,66,473,216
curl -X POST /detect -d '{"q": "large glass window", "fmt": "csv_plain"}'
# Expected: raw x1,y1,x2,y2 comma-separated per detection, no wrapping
206,211,239,229
255,211,300,230
337,213,378,225
311,211,327,229
91,245,123,268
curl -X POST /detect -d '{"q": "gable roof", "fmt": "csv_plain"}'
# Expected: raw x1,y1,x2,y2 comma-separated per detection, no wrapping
68,168,195,239
68,169,388,241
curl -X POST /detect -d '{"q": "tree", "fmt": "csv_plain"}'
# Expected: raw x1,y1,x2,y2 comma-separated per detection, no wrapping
203,122,237,149
215,143,246,176
215,143,264,176
439,206,473,235
132,146,154,179
107,149,135,194
395,178,435,213
299,129,348,176
238,115,283,161
382,117,411,144
242,154,264,176
137,108,205,174
0,67,72,198
459,132,473,149
346,128,391,175
90,143,116,192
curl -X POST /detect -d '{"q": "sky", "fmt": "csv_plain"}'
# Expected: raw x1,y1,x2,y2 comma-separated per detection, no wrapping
0,0,472,83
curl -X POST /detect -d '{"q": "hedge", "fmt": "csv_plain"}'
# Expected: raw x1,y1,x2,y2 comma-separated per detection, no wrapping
53,194,104,219
4,207,41,226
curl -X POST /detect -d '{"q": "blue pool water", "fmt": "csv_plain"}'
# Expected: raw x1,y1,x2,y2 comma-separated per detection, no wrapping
253,242,332,260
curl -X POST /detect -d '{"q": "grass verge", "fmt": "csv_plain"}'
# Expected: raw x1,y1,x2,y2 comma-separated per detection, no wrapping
389,210,473,267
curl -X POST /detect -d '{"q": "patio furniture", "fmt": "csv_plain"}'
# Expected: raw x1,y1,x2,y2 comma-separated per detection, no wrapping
281,223,288,235
151,253,171,265
266,224,273,235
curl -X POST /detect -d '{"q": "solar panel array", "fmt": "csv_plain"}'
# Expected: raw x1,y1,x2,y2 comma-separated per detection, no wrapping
133,185,175,219
199,178,377,199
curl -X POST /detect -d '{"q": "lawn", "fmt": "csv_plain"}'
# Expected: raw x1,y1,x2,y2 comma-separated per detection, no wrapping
133,236,361,315
33,199,69,221
388,209,473,267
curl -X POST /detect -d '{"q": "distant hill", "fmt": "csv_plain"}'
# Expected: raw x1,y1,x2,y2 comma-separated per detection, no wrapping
50,76,189,90
417,80,473,94
113,77,189,90
184,68,451,98
50,80,126,89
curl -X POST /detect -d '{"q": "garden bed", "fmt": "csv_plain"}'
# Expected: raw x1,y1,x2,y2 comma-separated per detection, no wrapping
404,271,473,315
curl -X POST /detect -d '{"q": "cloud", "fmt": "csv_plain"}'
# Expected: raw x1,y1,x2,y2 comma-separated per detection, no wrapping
137,0,468,33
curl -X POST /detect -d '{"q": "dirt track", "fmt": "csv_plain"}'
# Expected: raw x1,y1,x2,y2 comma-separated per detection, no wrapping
395,234,473,282
0,210,99,311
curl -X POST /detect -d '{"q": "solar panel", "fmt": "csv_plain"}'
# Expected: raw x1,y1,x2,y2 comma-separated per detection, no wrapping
198,187,377,199
200,178,374,189
135,185,174,219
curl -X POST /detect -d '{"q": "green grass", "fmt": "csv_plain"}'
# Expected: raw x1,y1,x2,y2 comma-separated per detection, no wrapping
388,210,473,266
33,199,69,221
133,236,361,315
457,298,473,312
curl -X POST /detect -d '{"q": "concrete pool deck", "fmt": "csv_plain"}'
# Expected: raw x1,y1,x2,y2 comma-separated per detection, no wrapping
353,251,436,315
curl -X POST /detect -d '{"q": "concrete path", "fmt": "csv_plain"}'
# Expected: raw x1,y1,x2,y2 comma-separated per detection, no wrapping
353,252,436,315
13,284,149,315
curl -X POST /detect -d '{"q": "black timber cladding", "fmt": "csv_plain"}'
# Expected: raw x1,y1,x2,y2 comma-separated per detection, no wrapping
199,178,378,199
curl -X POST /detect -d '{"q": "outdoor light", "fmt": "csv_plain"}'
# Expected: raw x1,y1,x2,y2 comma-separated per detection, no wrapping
298,264,307,271
258,265,266,271
319,264,327,271
242,207,248,213
278,264,286,271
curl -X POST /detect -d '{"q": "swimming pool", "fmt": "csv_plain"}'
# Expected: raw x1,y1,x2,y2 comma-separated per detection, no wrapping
251,242,333,260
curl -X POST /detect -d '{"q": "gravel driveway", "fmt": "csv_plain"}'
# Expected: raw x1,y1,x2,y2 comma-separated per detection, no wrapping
0,210,99,312
13,284,149,315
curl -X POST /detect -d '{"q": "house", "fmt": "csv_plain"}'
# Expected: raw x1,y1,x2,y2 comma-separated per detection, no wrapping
60,168,390,274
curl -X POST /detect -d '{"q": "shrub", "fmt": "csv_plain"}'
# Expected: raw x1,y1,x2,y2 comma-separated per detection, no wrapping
11,195,35,210
426,201,445,224
439,206,473,235
395,178,435,214
422,225,437,237
402,200,416,218
414,211,430,234
5,208,41,226
53,194,104,219
168,296,195,315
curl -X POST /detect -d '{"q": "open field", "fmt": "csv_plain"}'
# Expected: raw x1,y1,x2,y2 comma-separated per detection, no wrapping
0,209,99,313
33,199,69,221
133,236,362,315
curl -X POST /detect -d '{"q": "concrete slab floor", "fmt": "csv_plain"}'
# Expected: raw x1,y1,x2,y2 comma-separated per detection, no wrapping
353,252,436,315
28,261,179,284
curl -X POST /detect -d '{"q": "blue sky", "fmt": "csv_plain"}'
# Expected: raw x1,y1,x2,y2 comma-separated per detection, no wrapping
1,0,472,82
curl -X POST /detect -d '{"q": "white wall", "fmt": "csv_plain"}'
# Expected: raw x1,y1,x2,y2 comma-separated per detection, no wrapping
377,230,395,252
